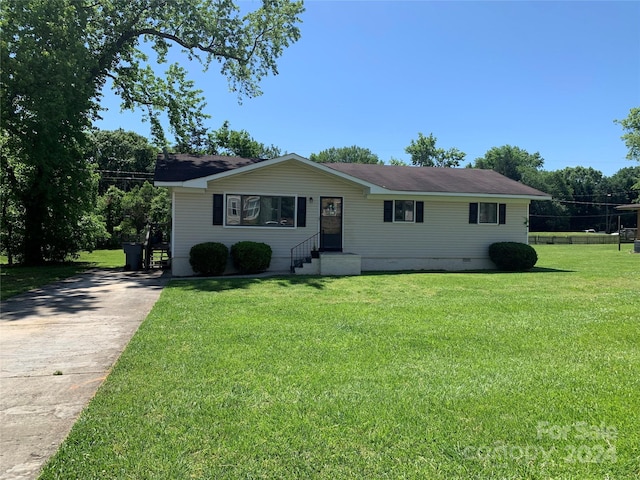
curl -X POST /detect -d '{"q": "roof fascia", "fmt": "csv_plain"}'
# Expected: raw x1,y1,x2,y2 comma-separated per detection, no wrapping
155,185,207,194
367,190,552,201
155,181,182,188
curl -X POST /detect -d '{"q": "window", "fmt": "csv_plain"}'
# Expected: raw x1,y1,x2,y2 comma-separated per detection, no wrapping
384,200,424,223
225,194,295,227
479,202,498,224
469,202,506,224
395,200,414,222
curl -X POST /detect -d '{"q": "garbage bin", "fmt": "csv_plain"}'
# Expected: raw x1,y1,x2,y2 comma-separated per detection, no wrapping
123,242,143,270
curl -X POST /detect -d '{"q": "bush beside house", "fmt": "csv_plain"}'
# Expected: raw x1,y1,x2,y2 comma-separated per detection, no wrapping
489,242,538,271
231,241,272,274
189,242,229,276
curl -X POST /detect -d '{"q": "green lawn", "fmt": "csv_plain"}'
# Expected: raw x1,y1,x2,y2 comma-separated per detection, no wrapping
0,249,125,301
41,245,639,479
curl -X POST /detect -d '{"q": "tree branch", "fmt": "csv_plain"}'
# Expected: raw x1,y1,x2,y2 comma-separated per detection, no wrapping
133,28,246,63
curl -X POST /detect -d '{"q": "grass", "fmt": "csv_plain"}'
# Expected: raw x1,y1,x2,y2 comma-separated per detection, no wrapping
0,249,124,301
40,245,639,479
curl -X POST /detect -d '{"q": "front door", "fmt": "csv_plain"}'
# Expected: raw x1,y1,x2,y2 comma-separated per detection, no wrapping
320,197,343,251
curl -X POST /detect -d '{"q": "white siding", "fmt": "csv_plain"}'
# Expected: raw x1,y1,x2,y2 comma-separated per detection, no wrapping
170,160,532,275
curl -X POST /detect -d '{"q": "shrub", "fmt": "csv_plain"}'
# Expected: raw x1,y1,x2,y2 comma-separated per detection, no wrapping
230,241,272,274
189,242,228,276
489,242,538,271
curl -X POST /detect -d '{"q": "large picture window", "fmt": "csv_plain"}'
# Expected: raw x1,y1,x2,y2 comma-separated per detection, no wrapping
226,194,295,227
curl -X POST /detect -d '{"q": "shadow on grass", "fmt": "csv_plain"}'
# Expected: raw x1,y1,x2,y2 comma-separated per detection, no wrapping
172,275,333,292
529,266,575,273
1,268,169,320
170,265,574,294
0,262,97,302
357,266,575,276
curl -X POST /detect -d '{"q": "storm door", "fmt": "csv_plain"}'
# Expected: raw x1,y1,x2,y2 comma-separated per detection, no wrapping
319,197,343,252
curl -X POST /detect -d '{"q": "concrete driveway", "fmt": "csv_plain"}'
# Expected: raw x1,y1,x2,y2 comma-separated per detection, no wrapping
0,269,169,480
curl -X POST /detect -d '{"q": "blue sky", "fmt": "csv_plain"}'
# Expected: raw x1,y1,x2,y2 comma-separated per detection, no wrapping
95,1,640,176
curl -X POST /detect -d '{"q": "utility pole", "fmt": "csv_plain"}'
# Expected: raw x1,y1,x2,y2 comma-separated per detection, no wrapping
606,193,612,233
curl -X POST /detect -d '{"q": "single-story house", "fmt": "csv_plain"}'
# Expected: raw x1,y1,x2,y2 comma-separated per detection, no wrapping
154,153,551,276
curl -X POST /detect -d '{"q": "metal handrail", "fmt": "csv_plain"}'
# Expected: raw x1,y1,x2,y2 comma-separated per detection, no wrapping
290,233,319,272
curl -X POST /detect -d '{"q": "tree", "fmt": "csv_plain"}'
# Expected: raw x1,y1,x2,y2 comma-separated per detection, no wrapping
615,107,640,195
607,167,640,228
523,169,572,231
405,133,465,168
87,129,158,192
556,166,608,232
207,121,282,158
309,146,382,164
97,182,170,248
1,0,303,265
468,145,544,182
389,157,409,166
173,121,282,158
615,107,640,163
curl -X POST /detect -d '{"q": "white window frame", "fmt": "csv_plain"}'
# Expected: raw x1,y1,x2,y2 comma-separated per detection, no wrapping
478,202,498,224
394,200,415,223
224,193,297,228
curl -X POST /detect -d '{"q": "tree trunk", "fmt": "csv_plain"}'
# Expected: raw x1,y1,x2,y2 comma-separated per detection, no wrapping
22,199,46,266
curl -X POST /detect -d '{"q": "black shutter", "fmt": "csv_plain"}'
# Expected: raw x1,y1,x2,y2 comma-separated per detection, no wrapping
469,203,478,224
383,200,393,222
213,194,224,225
297,197,307,227
499,203,506,225
416,201,424,223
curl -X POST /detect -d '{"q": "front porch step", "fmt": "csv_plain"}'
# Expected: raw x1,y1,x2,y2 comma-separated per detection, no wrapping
293,257,320,275
293,253,361,276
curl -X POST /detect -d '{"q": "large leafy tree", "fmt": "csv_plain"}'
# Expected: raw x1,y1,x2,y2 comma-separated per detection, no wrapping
175,121,282,158
309,146,381,164
609,166,640,205
556,166,609,232
210,121,282,158
468,145,544,182
87,129,158,192
615,107,640,163
405,133,465,168
615,107,640,195
1,0,303,265
523,169,572,232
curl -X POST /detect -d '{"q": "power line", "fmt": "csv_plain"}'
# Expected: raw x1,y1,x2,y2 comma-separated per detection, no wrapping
530,212,635,219
552,199,631,207
97,169,154,176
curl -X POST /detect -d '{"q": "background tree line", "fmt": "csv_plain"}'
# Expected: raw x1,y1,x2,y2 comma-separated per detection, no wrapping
308,123,639,233
101,114,639,256
3,118,637,266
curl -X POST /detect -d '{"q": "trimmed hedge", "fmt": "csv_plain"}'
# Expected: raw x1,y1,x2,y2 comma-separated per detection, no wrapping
230,241,272,274
489,242,538,271
189,242,229,276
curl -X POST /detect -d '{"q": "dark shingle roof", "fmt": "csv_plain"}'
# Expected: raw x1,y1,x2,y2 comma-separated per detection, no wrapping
155,153,550,198
325,163,550,197
154,153,267,183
